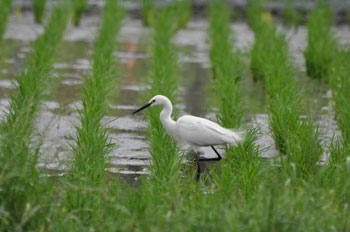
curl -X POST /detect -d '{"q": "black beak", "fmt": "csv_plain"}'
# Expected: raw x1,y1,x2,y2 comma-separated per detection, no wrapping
132,102,152,115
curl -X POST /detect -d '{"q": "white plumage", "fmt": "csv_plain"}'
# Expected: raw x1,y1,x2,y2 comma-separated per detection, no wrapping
133,95,242,149
176,115,242,147
133,95,243,180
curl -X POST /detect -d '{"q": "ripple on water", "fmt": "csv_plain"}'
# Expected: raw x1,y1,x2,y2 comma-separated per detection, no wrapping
1,15,349,177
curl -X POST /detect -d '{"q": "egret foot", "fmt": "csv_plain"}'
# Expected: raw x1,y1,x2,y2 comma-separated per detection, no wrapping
192,146,222,181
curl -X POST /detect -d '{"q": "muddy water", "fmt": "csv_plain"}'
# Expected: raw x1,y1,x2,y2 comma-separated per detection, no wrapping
0,11,349,179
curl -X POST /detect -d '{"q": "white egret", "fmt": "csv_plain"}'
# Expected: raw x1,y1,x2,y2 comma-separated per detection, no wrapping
133,95,243,179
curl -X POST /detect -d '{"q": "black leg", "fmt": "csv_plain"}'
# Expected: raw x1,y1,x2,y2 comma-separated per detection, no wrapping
195,153,201,181
198,146,222,161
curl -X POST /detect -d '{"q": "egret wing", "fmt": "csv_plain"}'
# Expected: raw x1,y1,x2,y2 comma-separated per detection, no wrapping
176,115,241,146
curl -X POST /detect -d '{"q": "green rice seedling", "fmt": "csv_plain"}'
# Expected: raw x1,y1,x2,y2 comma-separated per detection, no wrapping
313,146,350,217
304,2,338,80
269,43,322,177
0,0,12,39
330,49,350,145
246,0,264,30
248,1,277,82
40,3,182,231
141,0,154,26
208,0,244,128
208,0,261,197
72,0,124,183
146,5,181,181
249,22,277,81
107,162,350,231
68,0,123,211
95,5,193,230
215,129,261,197
72,0,89,26
44,1,125,229
142,0,191,29
318,48,350,225
31,0,47,23
283,2,302,27
248,3,322,178
174,0,191,29
314,36,350,211
0,4,69,229
123,8,185,227
3,1,350,230
324,146,350,208
328,48,350,164
241,175,350,231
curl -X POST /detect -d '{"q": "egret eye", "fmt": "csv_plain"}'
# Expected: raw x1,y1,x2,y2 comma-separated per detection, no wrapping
152,99,156,103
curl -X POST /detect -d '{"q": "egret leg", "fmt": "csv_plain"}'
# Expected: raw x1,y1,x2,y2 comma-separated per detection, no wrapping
195,153,201,181
198,146,222,161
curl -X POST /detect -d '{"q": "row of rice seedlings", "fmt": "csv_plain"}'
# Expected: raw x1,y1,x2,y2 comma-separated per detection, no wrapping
329,49,350,164
209,0,244,128
108,161,348,229
31,0,47,23
283,2,302,27
306,48,350,231
30,4,349,229
72,0,89,26
0,4,70,229
318,49,350,214
146,5,182,182
72,0,123,185
0,0,12,39
141,0,191,28
248,7,322,178
141,0,154,26
174,0,191,29
26,1,125,230
208,0,260,197
64,0,124,224
246,0,264,31
304,4,350,207
305,3,350,206
304,2,338,80
108,163,349,229
111,5,191,231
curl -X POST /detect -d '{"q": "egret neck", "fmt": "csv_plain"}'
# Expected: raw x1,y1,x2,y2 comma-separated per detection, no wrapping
159,97,176,137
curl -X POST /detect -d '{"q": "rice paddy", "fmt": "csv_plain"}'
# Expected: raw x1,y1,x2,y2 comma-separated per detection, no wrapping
1,0,350,230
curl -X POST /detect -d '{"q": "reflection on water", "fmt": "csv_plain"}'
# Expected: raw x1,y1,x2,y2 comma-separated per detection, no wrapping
0,15,348,181
182,62,210,116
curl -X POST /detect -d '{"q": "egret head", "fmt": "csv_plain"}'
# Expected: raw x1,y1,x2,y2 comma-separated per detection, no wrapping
132,95,170,114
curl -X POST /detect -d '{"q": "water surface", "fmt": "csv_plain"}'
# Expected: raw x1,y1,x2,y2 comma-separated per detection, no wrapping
1,12,348,179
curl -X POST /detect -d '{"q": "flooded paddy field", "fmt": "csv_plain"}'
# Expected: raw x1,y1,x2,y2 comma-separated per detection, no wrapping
1,10,349,179
2,0,350,230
